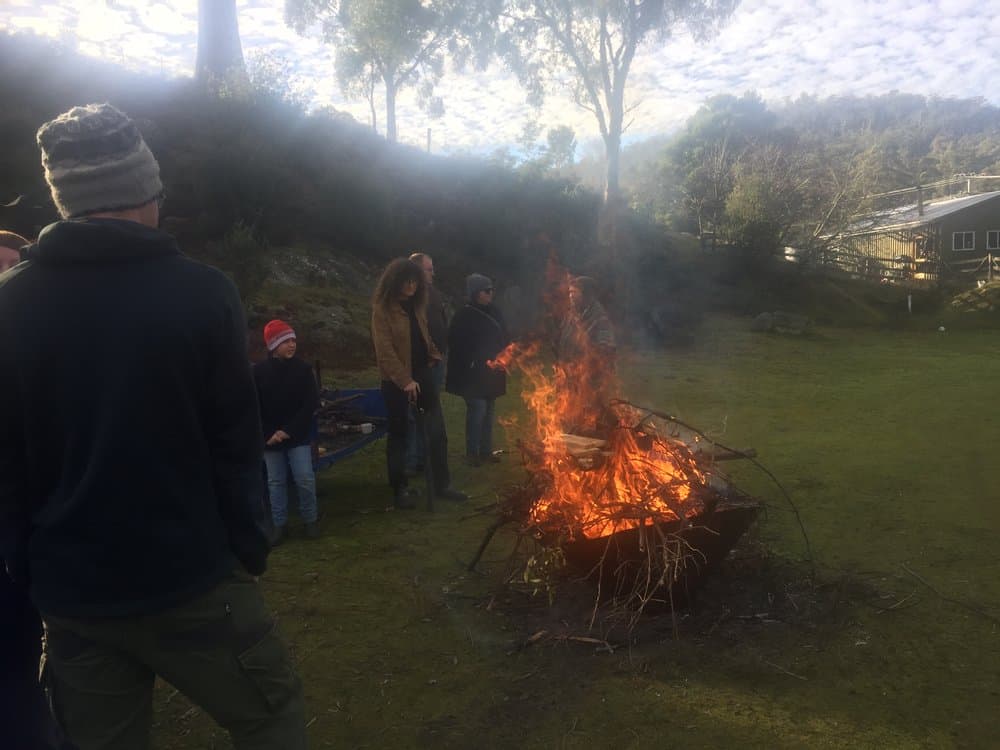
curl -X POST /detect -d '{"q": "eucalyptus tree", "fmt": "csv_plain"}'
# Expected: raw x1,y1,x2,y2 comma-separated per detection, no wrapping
102,0,246,84
661,92,777,239
195,0,247,85
499,0,738,208
286,0,491,143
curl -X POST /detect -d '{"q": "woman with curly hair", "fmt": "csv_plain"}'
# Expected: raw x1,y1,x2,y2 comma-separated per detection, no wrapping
372,258,467,508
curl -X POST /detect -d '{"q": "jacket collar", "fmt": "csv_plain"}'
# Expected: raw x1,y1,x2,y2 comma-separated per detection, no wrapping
25,218,179,265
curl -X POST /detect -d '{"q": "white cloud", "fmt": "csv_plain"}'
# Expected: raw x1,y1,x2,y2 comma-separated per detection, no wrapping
1,0,997,153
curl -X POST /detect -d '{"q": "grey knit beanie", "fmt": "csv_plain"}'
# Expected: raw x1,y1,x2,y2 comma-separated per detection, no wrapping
466,273,493,301
36,103,163,219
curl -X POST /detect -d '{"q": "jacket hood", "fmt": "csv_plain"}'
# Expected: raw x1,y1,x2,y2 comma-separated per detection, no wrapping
26,218,179,265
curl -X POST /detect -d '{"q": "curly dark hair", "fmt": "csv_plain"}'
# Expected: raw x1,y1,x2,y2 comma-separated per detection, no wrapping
372,258,427,313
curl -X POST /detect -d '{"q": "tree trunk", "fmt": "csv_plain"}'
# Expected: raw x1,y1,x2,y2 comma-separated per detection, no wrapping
195,0,247,84
385,80,398,143
598,110,624,251
604,130,621,205
600,124,629,318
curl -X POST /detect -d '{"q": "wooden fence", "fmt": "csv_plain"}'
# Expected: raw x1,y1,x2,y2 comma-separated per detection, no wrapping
947,253,1000,283
809,245,940,286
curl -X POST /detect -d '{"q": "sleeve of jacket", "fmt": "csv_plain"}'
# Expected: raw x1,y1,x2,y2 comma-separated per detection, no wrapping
285,362,319,443
372,307,412,389
207,278,270,575
590,304,616,351
420,304,442,363
445,309,471,395
0,343,29,582
494,306,512,350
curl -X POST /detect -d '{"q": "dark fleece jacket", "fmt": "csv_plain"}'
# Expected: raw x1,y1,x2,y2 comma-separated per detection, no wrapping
253,356,319,449
446,303,510,400
0,218,270,617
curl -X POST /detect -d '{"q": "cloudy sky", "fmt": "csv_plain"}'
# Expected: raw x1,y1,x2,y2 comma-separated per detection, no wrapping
2,0,998,156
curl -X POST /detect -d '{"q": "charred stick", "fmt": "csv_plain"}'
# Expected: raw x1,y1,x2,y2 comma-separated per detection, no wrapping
467,516,515,571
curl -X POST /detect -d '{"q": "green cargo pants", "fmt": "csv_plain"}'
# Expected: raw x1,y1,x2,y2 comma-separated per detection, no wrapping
41,570,306,750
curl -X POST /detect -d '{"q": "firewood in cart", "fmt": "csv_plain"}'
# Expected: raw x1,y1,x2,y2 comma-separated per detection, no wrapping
319,392,365,409
316,391,387,437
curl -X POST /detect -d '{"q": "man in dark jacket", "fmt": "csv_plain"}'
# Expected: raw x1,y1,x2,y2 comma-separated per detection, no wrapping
0,104,305,750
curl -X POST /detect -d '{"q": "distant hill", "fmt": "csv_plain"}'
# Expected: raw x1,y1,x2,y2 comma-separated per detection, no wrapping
614,91,1000,234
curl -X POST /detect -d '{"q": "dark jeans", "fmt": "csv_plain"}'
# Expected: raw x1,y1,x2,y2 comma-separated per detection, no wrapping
1,569,64,750
382,368,450,493
406,362,446,470
42,571,306,750
464,397,496,458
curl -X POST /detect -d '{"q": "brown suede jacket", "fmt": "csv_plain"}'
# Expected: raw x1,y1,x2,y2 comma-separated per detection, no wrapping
372,300,442,389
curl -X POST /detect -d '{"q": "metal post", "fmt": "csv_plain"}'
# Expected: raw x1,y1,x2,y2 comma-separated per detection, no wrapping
417,407,435,512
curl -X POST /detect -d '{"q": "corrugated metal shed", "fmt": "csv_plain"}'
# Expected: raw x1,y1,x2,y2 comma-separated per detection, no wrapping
849,190,1000,234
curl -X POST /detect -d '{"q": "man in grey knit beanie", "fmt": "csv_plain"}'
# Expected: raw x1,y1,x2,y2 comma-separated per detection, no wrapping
36,103,163,219
0,104,307,749
466,272,492,301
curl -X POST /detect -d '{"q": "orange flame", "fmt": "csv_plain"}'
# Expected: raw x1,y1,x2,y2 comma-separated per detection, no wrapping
501,266,705,540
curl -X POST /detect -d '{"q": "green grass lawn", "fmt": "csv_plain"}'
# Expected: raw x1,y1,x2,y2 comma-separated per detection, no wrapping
153,316,1000,749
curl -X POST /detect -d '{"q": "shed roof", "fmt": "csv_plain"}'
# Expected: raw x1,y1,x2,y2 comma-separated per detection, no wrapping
847,190,1000,235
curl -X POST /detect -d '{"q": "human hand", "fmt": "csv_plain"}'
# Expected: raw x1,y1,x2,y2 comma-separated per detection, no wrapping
266,430,290,446
403,380,420,403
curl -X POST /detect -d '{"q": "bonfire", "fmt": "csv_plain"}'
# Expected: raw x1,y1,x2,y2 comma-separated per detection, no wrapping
472,266,760,628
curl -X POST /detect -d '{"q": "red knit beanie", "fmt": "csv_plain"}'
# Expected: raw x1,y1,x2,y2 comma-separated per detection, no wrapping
263,319,296,352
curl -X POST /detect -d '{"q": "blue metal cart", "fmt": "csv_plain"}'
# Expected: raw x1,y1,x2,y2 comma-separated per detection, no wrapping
313,387,387,470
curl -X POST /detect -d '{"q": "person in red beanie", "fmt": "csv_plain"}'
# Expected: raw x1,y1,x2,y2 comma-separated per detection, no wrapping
253,320,320,543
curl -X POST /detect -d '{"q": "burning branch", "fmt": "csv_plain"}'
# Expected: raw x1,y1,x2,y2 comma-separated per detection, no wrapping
471,262,761,632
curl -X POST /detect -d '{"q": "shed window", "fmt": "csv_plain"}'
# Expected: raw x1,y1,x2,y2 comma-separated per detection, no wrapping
988,230,1000,251
953,231,975,251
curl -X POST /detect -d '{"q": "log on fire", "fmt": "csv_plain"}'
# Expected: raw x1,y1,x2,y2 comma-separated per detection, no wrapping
559,432,755,466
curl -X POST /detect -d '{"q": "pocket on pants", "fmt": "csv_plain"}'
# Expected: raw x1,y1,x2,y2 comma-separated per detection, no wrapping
39,651,68,736
237,624,300,712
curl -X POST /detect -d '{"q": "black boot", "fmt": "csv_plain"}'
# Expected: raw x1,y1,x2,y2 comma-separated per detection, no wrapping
270,525,286,546
393,487,416,509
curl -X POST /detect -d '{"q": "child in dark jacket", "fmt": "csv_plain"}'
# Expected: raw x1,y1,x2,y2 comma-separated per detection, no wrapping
253,320,320,543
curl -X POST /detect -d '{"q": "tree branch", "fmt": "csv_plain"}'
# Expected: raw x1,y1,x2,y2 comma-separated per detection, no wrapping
535,8,608,137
